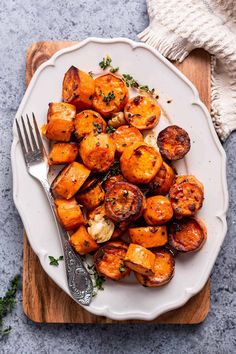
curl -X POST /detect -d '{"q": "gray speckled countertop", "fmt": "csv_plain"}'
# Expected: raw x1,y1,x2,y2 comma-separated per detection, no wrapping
0,0,235,353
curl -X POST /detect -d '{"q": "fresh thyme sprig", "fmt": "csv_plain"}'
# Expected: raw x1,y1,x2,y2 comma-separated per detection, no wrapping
0,275,21,337
99,55,119,73
87,263,105,297
48,255,64,266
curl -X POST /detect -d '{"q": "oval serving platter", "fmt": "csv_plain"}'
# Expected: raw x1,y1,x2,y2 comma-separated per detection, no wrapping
11,38,228,320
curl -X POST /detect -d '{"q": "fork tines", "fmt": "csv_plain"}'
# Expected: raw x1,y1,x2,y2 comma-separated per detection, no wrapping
16,113,44,155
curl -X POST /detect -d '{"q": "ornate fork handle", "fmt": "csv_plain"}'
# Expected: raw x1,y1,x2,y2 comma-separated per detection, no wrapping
40,179,93,306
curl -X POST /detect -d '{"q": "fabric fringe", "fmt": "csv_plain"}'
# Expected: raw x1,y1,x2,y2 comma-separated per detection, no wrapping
138,26,194,62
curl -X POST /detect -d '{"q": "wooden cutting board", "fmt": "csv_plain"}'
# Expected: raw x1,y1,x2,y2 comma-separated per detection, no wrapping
23,41,211,324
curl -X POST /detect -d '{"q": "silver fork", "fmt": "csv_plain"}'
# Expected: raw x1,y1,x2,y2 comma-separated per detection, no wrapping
16,113,93,306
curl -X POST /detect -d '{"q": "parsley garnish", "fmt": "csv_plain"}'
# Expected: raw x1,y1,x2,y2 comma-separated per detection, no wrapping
99,55,112,70
102,92,115,103
48,255,64,266
0,275,21,337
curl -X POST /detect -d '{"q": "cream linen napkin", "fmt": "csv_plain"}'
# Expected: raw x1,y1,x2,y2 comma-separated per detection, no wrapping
138,0,236,141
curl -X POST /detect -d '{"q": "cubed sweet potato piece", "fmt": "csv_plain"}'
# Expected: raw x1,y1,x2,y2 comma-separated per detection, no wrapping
111,125,143,155
70,225,99,255
76,177,105,211
62,66,95,110
55,198,85,230
48,143,79,165
149,162,175,195
129,226,167,248
135,249,175,287
124,244,155,275
94,241,130,280
74,110,107,139
51,162,90,199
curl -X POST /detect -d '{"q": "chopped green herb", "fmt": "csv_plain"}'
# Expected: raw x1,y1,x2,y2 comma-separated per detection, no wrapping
106,125,116,134
0,275,21,337
48,255,64,266
103,92,115,103
99,55,112,70
93,121,103,133
110,67,119,73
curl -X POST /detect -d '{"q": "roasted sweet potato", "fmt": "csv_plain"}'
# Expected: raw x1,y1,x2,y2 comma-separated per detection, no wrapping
51,161,90,199
124,95,161,130
74,110,107,139
47,102,76,122
94,241,130,280
112,125,144,154
62,66,95,110
70,225,99,255
48,143,79,165
105,181,144,223
135,249,175,287
169,175,204,217
103,174,125,192
149,162,175,195
168,217,207,252
79,132,116,172
143,196,173,225
157,125,190,161
76,177,105,210
92,74,129,117
43,102,76,142
43,120,74,142
129,226,168,248
55,198,85,230
124,244,155,275
120,142,163,184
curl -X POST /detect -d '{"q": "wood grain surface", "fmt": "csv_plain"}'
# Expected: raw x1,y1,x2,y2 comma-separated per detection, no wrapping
23,41,211,324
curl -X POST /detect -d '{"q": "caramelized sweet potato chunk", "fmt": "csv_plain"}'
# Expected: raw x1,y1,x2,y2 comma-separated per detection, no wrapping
79,132,116,172
94,241,130,280
105,182,144,223
124,95,161,130
169,175,204,217
129,226,168,248
92,74,129,117
143,196,173,225
135,249,175,287
62,66,95,110
112,125,143,155
103,174,125,192
149,162,175,195
48,143,79,165
124,244,155,275
120,142,162,184
168,217,207,252
51,162,90,199
43,102,76,142
55,198,85,230
74,110,106,139
70,225,99,255
157,125,190,161
76,177,105,210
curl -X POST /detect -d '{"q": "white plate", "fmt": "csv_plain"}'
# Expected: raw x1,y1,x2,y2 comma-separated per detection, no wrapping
11,38,228,320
